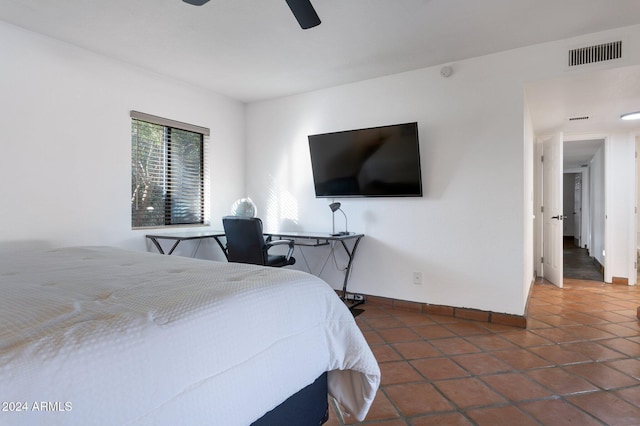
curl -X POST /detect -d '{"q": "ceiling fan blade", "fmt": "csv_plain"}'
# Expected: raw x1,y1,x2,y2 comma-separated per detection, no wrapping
183,0,210,5
285,0,321,29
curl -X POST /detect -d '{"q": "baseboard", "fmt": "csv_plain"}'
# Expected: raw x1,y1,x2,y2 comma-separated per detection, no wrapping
612,276,629,285
593,257,604,273
590,257,627,285
346,292,527,329
524,277,537,318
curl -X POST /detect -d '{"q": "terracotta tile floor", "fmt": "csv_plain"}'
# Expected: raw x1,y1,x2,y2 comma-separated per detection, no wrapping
327,279,640,425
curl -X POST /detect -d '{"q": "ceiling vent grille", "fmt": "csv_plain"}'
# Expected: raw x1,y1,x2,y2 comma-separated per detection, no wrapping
568,41,622,66
569,116,589,121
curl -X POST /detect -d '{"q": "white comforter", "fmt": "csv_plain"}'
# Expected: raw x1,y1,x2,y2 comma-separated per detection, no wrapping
0,245,380,425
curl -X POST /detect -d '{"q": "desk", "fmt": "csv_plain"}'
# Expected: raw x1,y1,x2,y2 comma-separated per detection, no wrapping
145,230,364,308
145,231,225,255
267,232,364,308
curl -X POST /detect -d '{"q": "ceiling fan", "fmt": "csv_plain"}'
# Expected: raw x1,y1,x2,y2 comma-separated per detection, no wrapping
182,0,321,30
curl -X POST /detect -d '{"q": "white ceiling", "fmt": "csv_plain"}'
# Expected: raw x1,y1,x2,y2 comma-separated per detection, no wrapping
527,65,640,167
1,0,639,163
526,65,640,136
563,139,605,169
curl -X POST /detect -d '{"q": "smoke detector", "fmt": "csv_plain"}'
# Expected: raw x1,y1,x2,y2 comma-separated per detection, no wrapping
440,66,453,78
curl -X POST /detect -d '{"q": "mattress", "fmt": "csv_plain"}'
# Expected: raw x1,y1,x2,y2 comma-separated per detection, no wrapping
0,245,380,425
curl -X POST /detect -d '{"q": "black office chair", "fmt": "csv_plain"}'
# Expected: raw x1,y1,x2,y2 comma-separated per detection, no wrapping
222,216,296,267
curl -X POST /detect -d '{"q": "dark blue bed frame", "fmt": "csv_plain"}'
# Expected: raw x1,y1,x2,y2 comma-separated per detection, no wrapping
251,372,328,425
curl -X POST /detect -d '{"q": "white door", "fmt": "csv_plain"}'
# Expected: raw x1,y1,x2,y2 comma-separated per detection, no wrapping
574,174,582,246
543,133,564,288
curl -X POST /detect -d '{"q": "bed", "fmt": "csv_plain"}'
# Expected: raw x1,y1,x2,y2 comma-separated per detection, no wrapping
0,244,380,425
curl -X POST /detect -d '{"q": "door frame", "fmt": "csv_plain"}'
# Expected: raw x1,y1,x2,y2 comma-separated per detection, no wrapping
562,132,638,286
565,133,610,282
534,133,630,285
564,167,590,250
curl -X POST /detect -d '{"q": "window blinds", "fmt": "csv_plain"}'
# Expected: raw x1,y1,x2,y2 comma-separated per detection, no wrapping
131,111,209,228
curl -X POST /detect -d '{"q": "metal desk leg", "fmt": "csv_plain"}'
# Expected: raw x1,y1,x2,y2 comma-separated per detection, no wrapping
147,237,180,255
148,237,165,254
213,236,229,260
166,240,182,255
339,236,364,308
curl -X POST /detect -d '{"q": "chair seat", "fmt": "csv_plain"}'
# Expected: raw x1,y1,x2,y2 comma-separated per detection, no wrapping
266,254,296,267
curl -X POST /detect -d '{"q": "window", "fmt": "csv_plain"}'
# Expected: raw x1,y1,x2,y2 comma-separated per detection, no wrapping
130,111,209,228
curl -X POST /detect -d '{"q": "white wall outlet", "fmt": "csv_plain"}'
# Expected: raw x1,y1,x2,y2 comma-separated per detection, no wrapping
413,272,422,285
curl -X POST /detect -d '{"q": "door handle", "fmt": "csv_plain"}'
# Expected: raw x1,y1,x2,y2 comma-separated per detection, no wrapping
551,215,566,220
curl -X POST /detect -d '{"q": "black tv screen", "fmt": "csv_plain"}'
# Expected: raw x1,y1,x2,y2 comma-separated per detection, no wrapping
308,122,423,198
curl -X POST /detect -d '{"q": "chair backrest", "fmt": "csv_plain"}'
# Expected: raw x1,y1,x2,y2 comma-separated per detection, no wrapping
222,216,267,265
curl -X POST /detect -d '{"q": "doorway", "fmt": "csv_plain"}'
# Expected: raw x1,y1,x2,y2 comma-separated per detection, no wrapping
561,140,605,282
528,65,640,288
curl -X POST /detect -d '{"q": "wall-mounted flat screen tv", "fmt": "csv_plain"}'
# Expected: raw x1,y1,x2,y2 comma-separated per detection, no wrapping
308,122,423,198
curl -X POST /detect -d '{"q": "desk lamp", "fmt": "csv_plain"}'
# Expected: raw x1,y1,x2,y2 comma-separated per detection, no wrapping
329,202,349,236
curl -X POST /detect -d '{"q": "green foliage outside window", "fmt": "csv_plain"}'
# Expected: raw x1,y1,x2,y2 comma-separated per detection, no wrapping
131,119,205,228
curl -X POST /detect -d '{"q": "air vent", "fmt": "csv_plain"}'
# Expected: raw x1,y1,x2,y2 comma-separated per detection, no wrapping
569,116,589,121
568,41,622,66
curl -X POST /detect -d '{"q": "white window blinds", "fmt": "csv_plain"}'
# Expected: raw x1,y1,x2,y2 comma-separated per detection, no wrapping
131,111,209,228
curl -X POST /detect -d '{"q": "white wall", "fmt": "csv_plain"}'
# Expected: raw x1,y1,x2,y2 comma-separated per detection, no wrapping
637,136,640,252
591,145,606,265
564,167,592,250
0,21,245,257
244,25,640,316
523,99,536,304
563,174,577,237
246,58,531,314
580,167,591,250
3,17,639,315
605,134,637,282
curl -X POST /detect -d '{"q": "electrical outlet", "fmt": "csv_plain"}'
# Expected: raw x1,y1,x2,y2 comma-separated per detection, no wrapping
413,272,422,285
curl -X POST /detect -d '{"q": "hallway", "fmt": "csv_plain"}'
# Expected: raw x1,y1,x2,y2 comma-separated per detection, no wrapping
563,237,603,282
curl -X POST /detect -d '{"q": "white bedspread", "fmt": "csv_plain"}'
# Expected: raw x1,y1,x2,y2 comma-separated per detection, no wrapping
0,245,380,425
